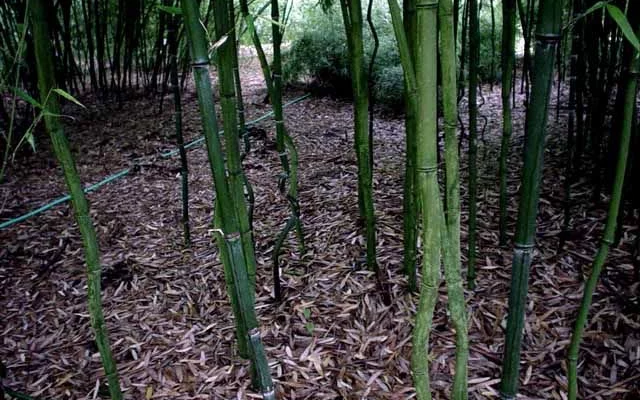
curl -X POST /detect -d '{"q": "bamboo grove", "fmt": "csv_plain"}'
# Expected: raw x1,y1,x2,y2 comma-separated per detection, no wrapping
1,0,639,398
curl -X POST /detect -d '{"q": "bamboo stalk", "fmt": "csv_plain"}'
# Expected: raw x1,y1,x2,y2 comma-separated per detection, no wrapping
180,0,274,394
500,0,563,397
498,0,517,247
402,0,419,291
271,0,306,301
29,1,122,399
339,0,378,274
168,11,190,247
439,0,468,397
212,0,258,299
412,0,440,397
567,22,639,400
467,0,479,289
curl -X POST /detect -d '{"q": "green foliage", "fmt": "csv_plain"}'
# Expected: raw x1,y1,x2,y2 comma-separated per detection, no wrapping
476,1,503,82
283,0,504,104
283,1,405,107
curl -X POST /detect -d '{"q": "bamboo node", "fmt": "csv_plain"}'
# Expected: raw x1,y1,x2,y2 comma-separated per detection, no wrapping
443,121,457,130
209,228,225,236
601,237,614,246
535,33,561,43
417,166,437,174
278,151,288,157
514,243,535,250
420,281,438,291
275,120,285,126
225,232,241,241
248,328,261,339
191,60,209,68
228,169,244,177
416,2,439,9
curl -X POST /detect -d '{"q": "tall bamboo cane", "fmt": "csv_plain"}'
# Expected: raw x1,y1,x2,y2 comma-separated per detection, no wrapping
439,0,469,396
237,0,305,301
402,0,419,291
29,1,122,399
168,12,190,247
338,0,378,275
389,0,468,396
270,0,306,301
238,0,274,97
467,0,479,288
498,0,517,247
500,0,563,397
212,0,258,300
180,0,274,396
413,0,441,397
567,23,639,400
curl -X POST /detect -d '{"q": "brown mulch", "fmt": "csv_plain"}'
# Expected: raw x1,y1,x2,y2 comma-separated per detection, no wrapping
1,61,639,400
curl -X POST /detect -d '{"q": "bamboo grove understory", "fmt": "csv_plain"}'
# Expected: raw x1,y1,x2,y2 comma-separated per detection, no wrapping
1,0,639,398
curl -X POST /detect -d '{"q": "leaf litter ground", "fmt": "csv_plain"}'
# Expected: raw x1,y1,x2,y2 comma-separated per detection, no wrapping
0,63,639,399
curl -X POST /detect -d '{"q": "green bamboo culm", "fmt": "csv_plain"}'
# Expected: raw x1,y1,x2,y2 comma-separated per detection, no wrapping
412,0,441,397
238,0,274,97
339,0,378,274
228,2,248,154
212,0,258,302
466,0,479,289
228,0,256,227
402,0,419,291
180,0,274,395
499,0,563,397
271,0,306,301
566,24,639,400
391,1,471,396
168,11,190,247
29,1,123,399
439,0,469,396
238,0,305,301
498,0,517,247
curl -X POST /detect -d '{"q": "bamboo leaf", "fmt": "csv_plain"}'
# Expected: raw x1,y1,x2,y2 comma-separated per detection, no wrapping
25,131,35,152
567,0,606,27
13,87,42,108
210,34,228,53
605,5,640,52
256,14,286,28
582,1,607,17
52,88,86,108
42,111,64,118
157,5,182,14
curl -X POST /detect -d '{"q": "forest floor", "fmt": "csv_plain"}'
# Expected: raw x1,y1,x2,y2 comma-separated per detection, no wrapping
1,60,639,400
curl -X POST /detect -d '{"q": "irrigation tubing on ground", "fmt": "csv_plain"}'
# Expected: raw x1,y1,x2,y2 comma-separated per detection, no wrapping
0,93,311,230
